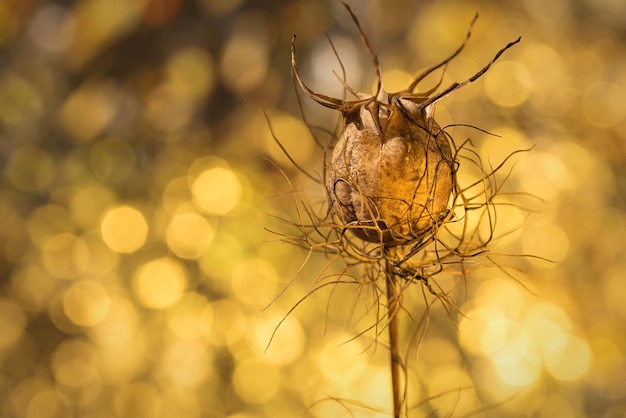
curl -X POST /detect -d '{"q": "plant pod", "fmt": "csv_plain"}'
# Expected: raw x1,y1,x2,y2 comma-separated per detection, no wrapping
325,93,453,245
290,4,520,246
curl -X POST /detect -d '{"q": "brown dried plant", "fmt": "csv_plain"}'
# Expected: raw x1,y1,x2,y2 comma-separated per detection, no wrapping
265,2,536,417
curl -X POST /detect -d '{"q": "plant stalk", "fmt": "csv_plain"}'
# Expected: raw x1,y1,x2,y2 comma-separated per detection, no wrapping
385,247,402,418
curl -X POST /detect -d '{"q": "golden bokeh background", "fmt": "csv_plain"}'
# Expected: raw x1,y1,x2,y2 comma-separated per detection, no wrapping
1,0,625,417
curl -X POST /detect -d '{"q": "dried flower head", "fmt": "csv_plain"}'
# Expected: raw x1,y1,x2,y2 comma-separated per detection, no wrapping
291,4,520,248
324,88,454,245
273,4,527,416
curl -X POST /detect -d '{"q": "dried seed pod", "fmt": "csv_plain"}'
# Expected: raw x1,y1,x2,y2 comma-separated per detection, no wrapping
291,3,520,246
325,92,453,245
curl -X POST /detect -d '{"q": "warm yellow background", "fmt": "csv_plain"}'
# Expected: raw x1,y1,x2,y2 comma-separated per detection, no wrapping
0,0,624,417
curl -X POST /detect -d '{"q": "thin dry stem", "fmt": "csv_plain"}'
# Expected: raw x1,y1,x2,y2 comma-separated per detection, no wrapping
384,246,403,418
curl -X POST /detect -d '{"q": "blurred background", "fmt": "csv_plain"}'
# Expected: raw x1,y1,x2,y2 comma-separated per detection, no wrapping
1,0,625,417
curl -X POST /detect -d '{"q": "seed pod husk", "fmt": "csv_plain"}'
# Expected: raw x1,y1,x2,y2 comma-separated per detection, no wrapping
291,4,520,246
325,95,453,245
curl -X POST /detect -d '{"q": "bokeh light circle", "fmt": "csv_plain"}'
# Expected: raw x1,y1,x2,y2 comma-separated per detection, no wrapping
6,146,55,192
166,210,215,259
63,280,111,327
162,339,212,386
231,258,277,307
582,82,626,128
166,292,213,339
89,296,139,347
101,206,148,253
51,339,99,388
251,315,305,365
484,61,533,107
166,47,215,100
204,299,247,347
318,333,368,384
192,167,242,215
262,113,315,168
544,334,592,382
42,233,90,279
132,258,187,309
219,24,269,94
232,358,280,404
114,382,162,418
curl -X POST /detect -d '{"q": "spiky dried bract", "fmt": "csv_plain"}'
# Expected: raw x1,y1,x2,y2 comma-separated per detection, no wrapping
326,94,454,245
